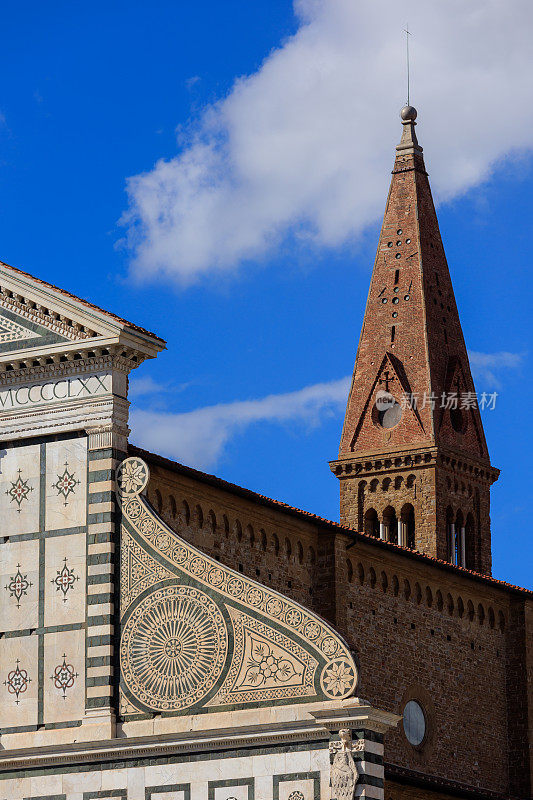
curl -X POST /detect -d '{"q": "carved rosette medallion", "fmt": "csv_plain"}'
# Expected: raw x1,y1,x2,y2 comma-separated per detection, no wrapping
320,658,357,698
121,584,228,711
117,457,358,714
118,457,149,496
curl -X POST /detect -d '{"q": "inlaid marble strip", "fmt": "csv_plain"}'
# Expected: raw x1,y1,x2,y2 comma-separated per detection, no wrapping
86,683,113,700
87,495,114,515
87,655,112,668
357,762,384,780
354,786,382,799
86,634,113,648
37,442,46,727
87,572,113,585
357,739,383,757
3,624,84,641
84,448,121,716
88,468,115,482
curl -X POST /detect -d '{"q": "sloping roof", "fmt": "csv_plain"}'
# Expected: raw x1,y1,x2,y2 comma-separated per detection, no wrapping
0,259,165,343
129,444,533,600
385,763,514,800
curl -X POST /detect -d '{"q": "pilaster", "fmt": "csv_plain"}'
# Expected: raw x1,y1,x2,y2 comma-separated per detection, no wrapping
0,264,165,750
82,427,127,741
311,700,400,800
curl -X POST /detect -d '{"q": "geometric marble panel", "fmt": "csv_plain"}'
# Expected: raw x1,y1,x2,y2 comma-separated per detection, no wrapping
44,533,85,627
0,633,38,728
275,776,319,800
211,784,253,800
0,311,40,345
149,791,189,800
0,443,40,536
45,438,87,532
83,795,126,800
43,628,85,724
0,538,39,631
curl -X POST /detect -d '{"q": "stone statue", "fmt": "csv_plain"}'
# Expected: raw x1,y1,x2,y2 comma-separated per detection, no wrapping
330,728,359,800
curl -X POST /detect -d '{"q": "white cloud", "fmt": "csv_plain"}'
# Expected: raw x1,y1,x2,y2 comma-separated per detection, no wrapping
128,349,522,470
468,350,523,389
128,376,193,399
121,0,533,286
129,376,350,470
129,376,169,398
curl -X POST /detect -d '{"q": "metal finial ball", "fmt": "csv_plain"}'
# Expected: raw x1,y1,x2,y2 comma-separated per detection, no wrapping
400,105,417,121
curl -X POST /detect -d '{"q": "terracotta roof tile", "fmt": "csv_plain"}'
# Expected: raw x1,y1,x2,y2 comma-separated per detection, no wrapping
129,444,533,599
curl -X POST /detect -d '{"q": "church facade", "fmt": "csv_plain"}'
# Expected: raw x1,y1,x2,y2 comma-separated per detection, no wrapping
0,107,531,800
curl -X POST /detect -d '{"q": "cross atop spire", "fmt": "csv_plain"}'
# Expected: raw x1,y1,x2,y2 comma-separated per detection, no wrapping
404,24,412,106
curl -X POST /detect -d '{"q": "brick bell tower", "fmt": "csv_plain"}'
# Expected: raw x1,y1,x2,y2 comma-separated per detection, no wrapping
330,105,499,575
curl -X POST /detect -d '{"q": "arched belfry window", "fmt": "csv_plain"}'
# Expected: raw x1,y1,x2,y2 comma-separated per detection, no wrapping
364,508,379,538
357,481,367,530
455,510,465,567
465,513,475,570
383,506,398,544
446,507,455,563
400,503,415,549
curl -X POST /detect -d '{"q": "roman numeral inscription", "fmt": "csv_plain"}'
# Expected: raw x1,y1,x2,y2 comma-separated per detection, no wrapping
0,373,111,410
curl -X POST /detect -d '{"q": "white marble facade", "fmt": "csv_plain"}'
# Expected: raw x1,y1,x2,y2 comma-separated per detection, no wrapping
45,439,88,532
0,437,87,732
0,443,40,536
0,744,330,800
0,634,39,729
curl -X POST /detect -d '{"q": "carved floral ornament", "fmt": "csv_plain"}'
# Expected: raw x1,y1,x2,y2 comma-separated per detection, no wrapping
117,457,358,715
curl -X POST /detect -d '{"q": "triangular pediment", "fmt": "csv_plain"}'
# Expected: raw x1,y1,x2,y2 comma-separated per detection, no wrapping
0,260,165,363
0,314,40,342
350,353,425,451
0,306,71,354
438,356,485,455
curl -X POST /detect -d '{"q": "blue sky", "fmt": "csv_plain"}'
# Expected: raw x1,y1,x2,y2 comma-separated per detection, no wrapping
0,1,530,588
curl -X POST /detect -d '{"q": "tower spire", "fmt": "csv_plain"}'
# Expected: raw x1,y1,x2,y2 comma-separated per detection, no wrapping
330,107,499,574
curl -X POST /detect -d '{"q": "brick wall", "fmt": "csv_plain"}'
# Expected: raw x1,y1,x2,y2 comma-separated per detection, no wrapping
138,453,531,799
144,461,320,611
385,784,465,800
341,543,509,794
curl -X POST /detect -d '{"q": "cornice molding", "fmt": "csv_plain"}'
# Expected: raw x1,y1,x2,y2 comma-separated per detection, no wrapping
0,289,97,341
0,348,144,385
0,700,398,773
330,445,497,484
